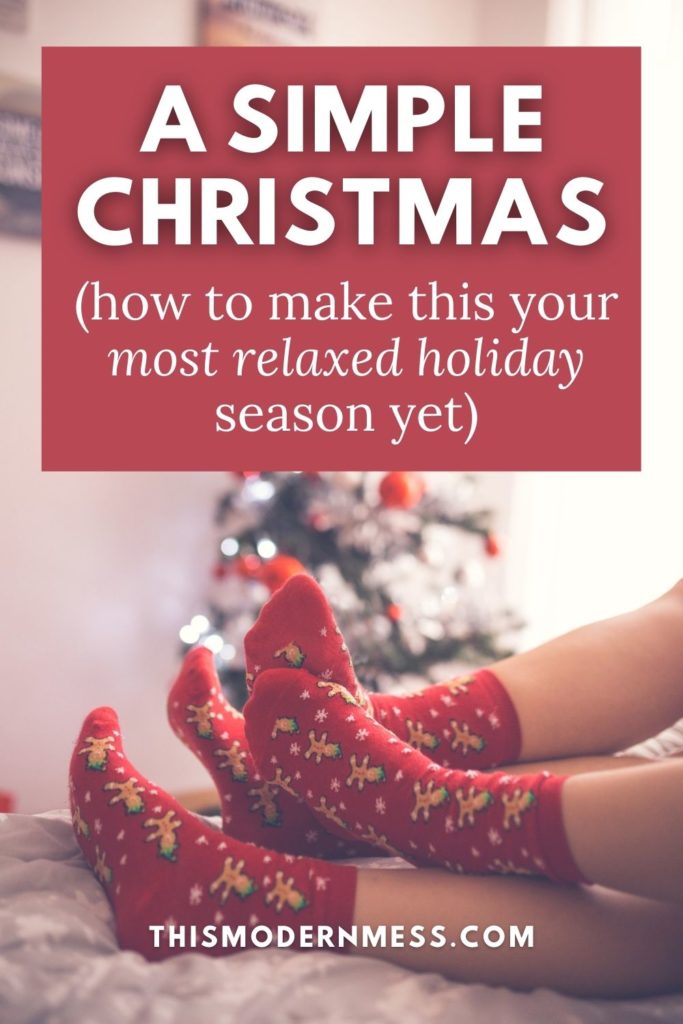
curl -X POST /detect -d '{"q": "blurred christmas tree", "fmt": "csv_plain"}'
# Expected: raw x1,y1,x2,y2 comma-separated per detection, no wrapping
179,471,519,706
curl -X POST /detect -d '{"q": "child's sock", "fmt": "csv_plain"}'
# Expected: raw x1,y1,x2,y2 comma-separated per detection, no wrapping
167,646,373,859
244,573,375,714
245,575,522,768
69,706,357,961
244,669,587,883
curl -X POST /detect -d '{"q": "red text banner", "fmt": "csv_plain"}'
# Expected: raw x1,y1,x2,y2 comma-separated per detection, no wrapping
42,46,640,470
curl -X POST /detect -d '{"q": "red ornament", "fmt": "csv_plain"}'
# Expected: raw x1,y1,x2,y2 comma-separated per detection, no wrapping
484,532,502,558
211,562,230,580
385,603,403,621
235,554,262,579
259,555,307,593
308,510,330,531
379,472,425,509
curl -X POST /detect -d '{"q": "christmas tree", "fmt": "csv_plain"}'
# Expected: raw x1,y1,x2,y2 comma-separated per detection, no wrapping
179,472,518,706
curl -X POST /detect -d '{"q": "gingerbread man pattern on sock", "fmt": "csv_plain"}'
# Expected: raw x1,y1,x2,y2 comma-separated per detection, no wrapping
167,646,376,859
244,669,587,884
371,669,522,770
69,706,358,961
245,575,522,769
243,574,374,714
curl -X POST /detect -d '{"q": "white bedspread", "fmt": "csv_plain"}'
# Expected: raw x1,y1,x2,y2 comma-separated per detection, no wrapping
1,811,681,1024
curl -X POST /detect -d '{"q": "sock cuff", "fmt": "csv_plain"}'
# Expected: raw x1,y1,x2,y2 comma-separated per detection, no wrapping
478,668,523,763
536,774,590,884
318,863,358,951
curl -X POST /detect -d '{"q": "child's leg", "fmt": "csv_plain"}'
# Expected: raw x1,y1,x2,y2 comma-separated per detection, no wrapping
167,647,373,858
245,668,683,901
353,869,683,998
493,580,683,760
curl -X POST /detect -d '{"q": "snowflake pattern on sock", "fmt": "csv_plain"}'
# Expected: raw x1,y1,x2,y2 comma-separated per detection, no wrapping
167,646,376,859
245,669,585,884
245,575,521,769
69,705,358,961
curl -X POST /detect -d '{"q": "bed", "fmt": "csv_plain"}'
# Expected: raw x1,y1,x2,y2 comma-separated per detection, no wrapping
1,809,682,1024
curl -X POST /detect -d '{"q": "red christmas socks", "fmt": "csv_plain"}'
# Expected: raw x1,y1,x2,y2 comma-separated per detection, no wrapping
244,668,587,883
245,574,522,768
69,706,358,961
370,670,521,769
244,573,374,714
167,646,372,859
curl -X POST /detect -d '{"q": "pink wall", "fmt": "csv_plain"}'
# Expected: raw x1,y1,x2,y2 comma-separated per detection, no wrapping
0,1,216,812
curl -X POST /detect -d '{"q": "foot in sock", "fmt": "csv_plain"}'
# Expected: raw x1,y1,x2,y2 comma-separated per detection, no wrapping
69,706,357,960
244,669,587,883
167,646,374,859
244,573,374,714
245,575,522,769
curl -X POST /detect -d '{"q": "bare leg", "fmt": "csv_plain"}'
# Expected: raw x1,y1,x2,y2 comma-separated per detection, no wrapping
445,754,682,902
504,753,648,775
492,580,683,761
507,755,683,903
563,760,683,902
353,868,683,997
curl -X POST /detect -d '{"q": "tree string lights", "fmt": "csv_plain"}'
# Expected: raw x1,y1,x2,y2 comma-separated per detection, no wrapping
178,472,519,706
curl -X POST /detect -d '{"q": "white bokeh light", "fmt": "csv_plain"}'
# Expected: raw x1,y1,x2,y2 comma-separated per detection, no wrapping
257,538,278,559
203,634,224,654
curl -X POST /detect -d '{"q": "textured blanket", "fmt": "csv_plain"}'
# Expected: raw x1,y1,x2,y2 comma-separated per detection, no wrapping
1,810,681,1024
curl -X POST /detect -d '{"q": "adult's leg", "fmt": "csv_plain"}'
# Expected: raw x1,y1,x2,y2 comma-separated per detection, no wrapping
563,759,683,902
354,868,683,998
243,574,683,768
246,669,683,902
167,646,375,858
493,581,683,761
504,754,648,775
72,707,682,994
